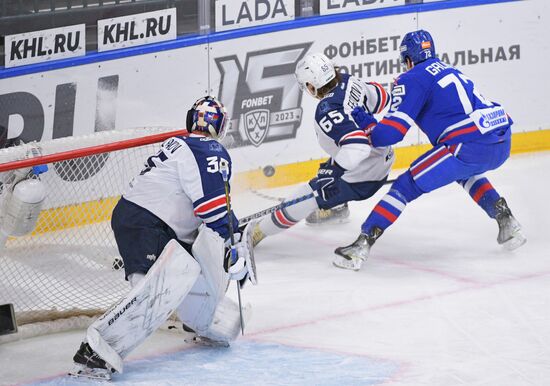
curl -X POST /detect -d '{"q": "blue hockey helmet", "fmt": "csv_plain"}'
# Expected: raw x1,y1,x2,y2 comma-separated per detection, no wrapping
399,30,436,66
186,96,229,140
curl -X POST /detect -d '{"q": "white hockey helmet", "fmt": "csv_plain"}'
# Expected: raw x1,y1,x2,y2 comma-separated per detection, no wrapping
295,53,337,98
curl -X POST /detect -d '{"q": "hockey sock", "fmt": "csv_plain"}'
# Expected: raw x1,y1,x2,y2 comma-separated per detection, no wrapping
257,184,318,237
459,175,501,218
361,171,422,234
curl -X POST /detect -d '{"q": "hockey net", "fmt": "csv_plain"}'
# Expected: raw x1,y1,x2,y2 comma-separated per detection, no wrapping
0,128,188,341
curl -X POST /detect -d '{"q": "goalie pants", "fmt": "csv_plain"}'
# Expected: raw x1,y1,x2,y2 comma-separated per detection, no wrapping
111,197,192,280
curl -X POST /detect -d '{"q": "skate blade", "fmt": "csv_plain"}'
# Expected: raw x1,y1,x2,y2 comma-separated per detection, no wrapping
502,232,527,251
69,363,112,381
305,217,351,227
185,335,230,348
332,255,363,271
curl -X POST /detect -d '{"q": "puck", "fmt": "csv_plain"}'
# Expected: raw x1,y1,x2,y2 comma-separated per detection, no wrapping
263,165,275,177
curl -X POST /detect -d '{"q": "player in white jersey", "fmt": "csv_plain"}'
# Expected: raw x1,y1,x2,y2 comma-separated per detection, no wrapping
250,53,394,254
69,96,256,380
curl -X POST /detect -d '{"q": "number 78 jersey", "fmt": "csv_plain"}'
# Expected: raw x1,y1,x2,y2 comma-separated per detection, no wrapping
123,135,235,244
383,58,512,146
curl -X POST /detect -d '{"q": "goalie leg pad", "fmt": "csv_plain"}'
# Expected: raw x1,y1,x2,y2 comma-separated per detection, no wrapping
86,239,200,373
199,296,252,344
176,225,237,340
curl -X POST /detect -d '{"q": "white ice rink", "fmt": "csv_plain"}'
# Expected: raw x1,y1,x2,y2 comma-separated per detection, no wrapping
2,151,549,386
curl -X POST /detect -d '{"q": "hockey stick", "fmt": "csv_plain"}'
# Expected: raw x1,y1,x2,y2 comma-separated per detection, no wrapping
219,162,245,335
238,191,316,227
238,177,396,226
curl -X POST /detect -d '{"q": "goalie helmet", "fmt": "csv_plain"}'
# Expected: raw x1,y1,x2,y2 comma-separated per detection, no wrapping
295,53,337,98
186,96,229,140
399,29,436,66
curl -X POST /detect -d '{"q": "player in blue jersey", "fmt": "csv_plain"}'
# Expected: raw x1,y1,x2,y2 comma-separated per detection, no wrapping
250,53,394,247
70,96,256,380
334,30,526,271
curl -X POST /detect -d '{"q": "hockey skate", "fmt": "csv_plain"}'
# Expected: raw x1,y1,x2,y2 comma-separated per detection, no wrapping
495,197,526,251
306,203,350,226
69,342,115,381
333,227,383,271
250,222,266,247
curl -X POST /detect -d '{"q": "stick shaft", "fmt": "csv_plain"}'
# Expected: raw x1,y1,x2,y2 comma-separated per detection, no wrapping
238,192,315,227
238,178,396,226
220,167,245,335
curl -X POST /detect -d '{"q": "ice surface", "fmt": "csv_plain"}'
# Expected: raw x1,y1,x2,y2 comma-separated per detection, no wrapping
2,151,549,386
34,341,399,386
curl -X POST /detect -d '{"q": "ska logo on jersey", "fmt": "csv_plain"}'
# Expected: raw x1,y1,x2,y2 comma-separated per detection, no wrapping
391,84,406,96
215,43,312,148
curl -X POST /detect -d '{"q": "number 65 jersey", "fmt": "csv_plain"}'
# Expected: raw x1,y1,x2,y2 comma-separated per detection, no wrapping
123,134,237,244
314,73,394,183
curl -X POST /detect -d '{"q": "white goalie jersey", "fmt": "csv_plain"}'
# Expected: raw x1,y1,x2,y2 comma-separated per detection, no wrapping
123,134,237,244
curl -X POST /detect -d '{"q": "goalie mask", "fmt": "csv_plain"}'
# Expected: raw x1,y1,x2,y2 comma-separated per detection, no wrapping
186,96,229,140
295,53,337,99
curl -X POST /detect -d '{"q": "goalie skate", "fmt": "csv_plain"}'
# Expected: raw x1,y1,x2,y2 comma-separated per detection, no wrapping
185,335,231,348
181,322,230,348
69,342,114,381
495,197,526,251
69,363,113,381
306,203,350,226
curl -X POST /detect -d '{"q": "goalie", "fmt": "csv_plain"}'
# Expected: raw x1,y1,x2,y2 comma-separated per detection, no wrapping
70,96,256,380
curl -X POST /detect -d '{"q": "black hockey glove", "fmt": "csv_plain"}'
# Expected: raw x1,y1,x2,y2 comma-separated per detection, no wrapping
316,160,345,202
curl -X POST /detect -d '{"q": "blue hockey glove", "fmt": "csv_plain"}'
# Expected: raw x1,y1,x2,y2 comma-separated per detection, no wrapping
351,106,377,131
316,160,345,202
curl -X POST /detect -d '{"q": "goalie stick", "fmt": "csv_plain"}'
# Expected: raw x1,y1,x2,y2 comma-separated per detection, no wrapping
239,178,396,226
219,161,245,335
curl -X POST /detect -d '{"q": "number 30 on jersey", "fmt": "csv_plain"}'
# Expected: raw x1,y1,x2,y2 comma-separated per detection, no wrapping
206,156,229,173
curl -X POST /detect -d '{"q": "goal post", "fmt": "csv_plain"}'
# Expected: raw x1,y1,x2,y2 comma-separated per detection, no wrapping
0,128,188,340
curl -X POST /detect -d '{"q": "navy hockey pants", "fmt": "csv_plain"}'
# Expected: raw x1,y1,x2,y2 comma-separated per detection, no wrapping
111,197,192,280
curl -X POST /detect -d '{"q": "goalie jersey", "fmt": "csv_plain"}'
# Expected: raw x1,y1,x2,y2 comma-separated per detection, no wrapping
314,73,394,183
123,135,237,244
